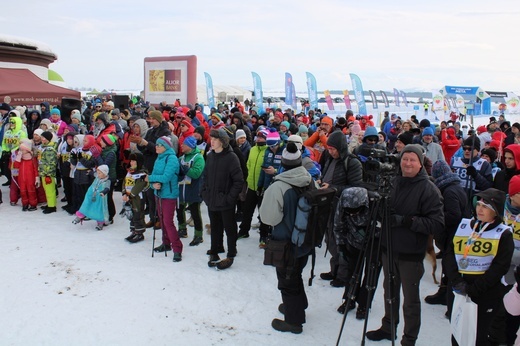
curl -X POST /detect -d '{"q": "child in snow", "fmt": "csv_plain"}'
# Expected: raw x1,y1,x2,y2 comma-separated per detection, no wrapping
16,138,39,211
122,152,149,243
38,131,58,214
72,164,111,230
58,131,76,214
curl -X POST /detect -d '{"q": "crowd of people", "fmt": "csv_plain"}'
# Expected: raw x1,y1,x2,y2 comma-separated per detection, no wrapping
1,98,520,344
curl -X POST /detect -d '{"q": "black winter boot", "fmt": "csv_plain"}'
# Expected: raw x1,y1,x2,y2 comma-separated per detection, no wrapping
271,319,302,334
424,286,447,305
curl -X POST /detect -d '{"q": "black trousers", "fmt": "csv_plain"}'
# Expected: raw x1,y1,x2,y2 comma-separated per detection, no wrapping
62,176,73,205
107,180,115,221
177,202,203,237
239,188,269,236
209,208,237,258
276,255,309,326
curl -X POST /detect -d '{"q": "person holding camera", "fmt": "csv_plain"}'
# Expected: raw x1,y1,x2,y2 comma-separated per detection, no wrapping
366,144,444,345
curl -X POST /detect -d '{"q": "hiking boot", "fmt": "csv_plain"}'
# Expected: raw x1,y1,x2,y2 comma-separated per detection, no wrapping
271,319,302,334
366,328,396,341
320,272,335,281
154,244,171,253
22,205,29,211
237,231,249,239
154,221,161,229
189,236,203,246
337,300,356,314
72,216,83,224
125,233,137,241
216,257,234,270
173,252,182,262
128,234,144,243
330,279,346,288
259,237,267,249
27,206,37,212
356,307,366,320
278,304,285,315
178,229,188,238
43,206,56,214
95,222,104,231
145,220,154,228
425,287,447,305
208,254,220,267
206,247,225,255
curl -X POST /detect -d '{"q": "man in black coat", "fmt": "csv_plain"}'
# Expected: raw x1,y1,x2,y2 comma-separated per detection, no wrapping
202,128,244,270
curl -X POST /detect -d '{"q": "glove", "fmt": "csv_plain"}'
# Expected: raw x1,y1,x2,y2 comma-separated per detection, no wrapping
466,165,477,177
45,176,52,185
256,187,264,197
90,145,101,158
77,151,83,160
452,281,468,296
35,177,40,188
70,151,78,160
515,265,520,293
391,214,413,228
180,164,190,175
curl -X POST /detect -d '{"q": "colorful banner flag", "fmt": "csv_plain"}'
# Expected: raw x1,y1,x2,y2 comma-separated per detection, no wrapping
291,82,297,109
343,90,352,109
285,73,295,108
251,72,265,114
505,92,520,114
400,90,408,107
393,88,400,107
306,72,318,111
204,72,215,109
324,90,334,110
349,73,367,115
432,89,445,112
380,90,389,107
369,90,378,109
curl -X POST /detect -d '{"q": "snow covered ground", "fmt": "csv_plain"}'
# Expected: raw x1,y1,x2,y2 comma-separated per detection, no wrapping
0,179,453,346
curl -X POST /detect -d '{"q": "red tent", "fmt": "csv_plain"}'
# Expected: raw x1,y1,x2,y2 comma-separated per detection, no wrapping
0,68,80,105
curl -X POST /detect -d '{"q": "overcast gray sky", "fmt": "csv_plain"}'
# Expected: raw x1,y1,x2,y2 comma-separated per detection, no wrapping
3,0,519,93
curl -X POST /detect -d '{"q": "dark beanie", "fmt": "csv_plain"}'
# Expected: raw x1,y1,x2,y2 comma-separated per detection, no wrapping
463,135,481,151
281,142,302,170
210,128,230,148
194,126,205,137
41,131,53,142
397,132,413,146
419,119,431,129
481,148,497,163
401,144,424,166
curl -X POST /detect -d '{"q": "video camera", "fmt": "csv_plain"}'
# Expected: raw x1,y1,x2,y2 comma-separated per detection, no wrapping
359,147,399,174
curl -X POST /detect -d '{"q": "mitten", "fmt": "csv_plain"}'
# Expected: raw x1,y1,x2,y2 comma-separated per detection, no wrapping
45,176,52,184
466,166,477,177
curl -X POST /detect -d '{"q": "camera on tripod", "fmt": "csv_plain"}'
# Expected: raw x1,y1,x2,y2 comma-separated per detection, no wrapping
360,148,399,175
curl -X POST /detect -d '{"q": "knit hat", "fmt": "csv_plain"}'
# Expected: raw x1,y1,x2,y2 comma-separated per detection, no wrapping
431,160,452,179
97,164,109,176
481,148,498,163
363,126,378,140
281,142,302,170
509,175,520,196
148,110,163,123
351,121,362,136
156,136,173,149
111,108,121,117
182,136,196,149
101,134,117,146
19,138,32,152
82,135,96,150
396,132,413,146
106,101,114,108
50,108,61,116
194,126,205,137
463,136,481,151
422,127,434,136
235,129,246,140
419,119,430,128
0,103,10,112
128,152,144,171
401,144,424,166
266,129,281,147
321,116,333,127
210,128,230,148
71,110,82,122
287,134,303,151
256,128,269,140
211,113,222,122
33,129,44,138
41,131,53,142
477,125,487,134
298,125,308,134
280,121,290,130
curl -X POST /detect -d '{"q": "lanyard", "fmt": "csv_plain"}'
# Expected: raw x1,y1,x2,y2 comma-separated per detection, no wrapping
462,221,490,259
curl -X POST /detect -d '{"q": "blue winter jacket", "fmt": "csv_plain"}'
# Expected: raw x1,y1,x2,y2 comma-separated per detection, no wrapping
148,145,180,199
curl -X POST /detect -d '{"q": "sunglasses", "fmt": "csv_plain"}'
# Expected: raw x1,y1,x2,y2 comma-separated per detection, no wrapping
366,138,377,143
463,146,473,151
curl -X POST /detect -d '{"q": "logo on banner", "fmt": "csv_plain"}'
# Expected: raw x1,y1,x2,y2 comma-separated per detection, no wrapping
433,95,443,104
149,69,181,92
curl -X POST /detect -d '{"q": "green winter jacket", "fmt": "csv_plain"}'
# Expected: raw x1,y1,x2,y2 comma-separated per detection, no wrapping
39,143,58,177
2,117,27,152
246,144,267,189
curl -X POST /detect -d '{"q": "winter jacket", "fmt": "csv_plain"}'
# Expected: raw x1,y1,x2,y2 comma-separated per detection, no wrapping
178,122,195,153
494,144,520,193
451,155,493,193
201,147,243,211
137,121,171,173
38,143,58,177
258,144,285,190
100,144,118,182
178,148,205,204
383,168,445,260
148,145,180,199
441,127,460,165
421,140,445,164
259,166,315,258
245,144,267,190
304,130,328,163
78,175,111,222
40,102,50,119
2,117,27,153
26,110,41,139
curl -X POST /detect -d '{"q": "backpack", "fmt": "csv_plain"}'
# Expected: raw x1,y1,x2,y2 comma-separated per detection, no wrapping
290,182,336,286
